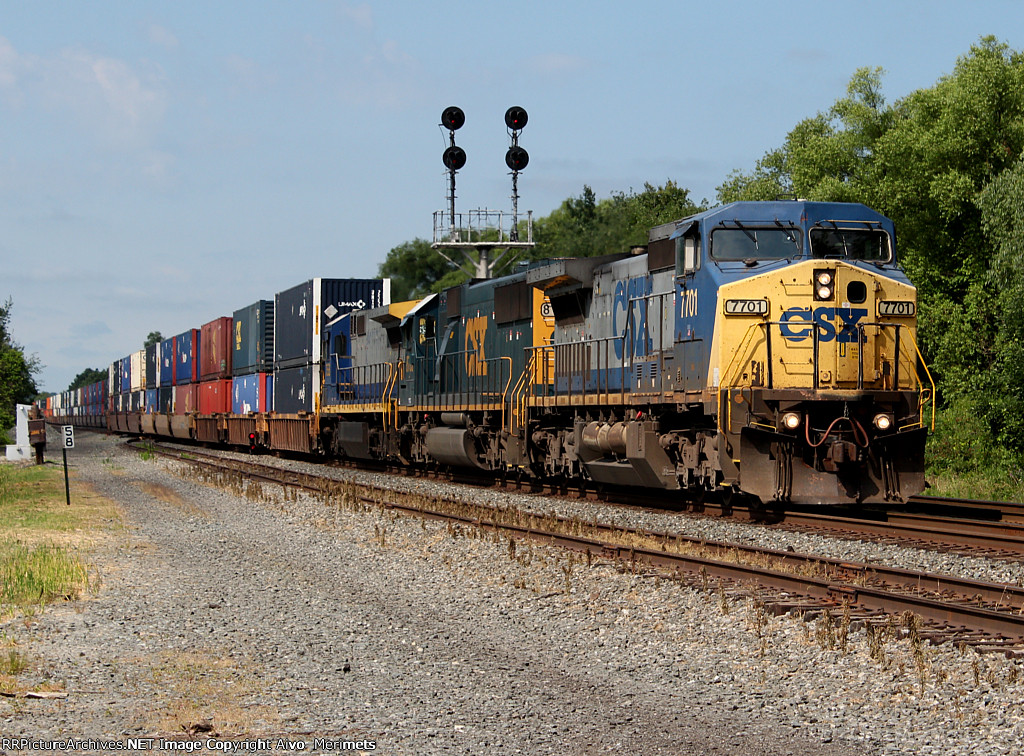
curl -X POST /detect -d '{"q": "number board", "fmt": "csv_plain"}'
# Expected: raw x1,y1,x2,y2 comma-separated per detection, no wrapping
724,299,769,315
62,425,75,449
878,301,916,317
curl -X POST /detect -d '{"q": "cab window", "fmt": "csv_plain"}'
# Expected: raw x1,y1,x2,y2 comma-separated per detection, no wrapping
810,227,891,262
710,227,801,261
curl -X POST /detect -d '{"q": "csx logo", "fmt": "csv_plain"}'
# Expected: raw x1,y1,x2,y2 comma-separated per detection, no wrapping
780,306,868,343
613,276,652,359
465,315,488,376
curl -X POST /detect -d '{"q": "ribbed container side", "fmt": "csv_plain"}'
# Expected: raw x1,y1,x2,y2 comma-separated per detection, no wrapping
232,300,274,376
144,388,158,413
173,384,198,415
160,337,176,386
273,363,315,413
198,379,232,414
155,387,173,414
130,350,146,393
145,344,158,389
119,356,131,394
274,278,389,369
200,317,233,380
231,372,272,414
174,329,200,385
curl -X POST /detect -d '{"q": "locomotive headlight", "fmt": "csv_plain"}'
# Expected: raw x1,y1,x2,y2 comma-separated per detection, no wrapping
873,413,894,431
781,412,802,431
814,269,834,301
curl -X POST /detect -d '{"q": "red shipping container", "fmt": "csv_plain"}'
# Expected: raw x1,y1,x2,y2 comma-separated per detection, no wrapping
200,316,233,380
174,384,199,415
198,379,231,414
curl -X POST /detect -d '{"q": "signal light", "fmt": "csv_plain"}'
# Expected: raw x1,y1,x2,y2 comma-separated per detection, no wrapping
504,106,528,131
248,432,257,452
443,145,467,171
441,106,465,131
505,146,529,171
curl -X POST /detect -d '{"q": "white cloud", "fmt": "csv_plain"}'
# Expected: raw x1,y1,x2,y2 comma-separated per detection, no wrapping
225,54,278,91
0,35,167,145
148,24,179,51
340,3,374,31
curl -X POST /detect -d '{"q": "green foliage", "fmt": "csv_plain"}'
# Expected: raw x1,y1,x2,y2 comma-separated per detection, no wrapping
0,298,40,437
533,181,702,260
719,37,1024,489
377,238,459,301
144,331,163,348
67,367,107,392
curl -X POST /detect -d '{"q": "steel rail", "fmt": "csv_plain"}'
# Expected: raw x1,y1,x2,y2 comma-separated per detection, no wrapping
137,440,1024,645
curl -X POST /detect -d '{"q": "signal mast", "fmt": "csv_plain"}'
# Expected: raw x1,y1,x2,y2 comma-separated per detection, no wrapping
432,106,535,280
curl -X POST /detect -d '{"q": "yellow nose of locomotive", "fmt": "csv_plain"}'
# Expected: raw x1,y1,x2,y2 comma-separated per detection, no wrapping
713,260,932,505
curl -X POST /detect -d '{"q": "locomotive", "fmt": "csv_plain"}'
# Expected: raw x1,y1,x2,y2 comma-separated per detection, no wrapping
47,200,933,507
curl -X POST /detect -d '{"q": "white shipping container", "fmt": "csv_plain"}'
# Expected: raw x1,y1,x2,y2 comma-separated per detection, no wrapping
130,350,146,392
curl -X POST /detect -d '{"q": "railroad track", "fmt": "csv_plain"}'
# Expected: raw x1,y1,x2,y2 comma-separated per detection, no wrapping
132,439,1024,652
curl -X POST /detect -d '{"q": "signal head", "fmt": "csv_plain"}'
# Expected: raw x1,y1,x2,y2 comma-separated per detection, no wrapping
443,145,467,171
505,146,529,171
505,106,528,131
441,106,465,131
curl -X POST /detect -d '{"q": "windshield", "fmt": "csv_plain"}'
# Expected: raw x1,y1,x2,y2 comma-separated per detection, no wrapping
810,227,891,261
710,227,801,261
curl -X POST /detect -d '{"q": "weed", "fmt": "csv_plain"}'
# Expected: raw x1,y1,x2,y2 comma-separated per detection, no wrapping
138,443,155,462
0,539,92,615
0,648,27,675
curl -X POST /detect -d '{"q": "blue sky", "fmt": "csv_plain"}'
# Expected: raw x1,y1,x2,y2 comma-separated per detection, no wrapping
3,0,1023,392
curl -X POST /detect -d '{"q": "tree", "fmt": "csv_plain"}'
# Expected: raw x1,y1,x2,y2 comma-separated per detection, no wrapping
717,37,1024,482
0,298,41,439
145,331,163,348
68,367,107,391
533,182,702,261
377,238,459,301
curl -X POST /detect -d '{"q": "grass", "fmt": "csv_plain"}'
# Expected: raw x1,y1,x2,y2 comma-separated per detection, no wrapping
0,463,120,620
925,469,1024,502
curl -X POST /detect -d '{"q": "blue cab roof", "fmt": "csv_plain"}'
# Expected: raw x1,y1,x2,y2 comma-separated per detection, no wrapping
670,200,895,239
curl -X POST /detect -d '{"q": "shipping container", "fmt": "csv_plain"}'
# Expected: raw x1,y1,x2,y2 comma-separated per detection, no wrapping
232,300,274,376
130,350,145,392
157,387,173,414
200,317,233,380
274,278,390,369
231,373,273,414
273,363,315,414
145,388,158,413
174,329,201,385
173,384,199,415
160,337,176,386
119,356,131,393
145,344,158,389
198,379,231,414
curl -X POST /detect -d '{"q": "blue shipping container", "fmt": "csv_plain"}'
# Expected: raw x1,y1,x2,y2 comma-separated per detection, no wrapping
160,337,176,386
231,373,273,414
119,356,131,394
275,278,390,369
145,388,158,413
174,329,201,385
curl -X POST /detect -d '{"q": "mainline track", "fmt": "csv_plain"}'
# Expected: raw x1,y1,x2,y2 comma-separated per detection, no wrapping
135,440,1024,652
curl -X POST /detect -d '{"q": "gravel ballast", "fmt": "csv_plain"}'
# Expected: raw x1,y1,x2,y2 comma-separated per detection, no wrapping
2,430,1023,754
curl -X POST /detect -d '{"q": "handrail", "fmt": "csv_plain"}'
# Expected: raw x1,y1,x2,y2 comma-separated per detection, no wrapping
716,319,936,436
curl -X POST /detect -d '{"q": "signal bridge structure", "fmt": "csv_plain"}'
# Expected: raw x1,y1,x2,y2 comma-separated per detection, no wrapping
432,106,535,280
432,208,535,280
